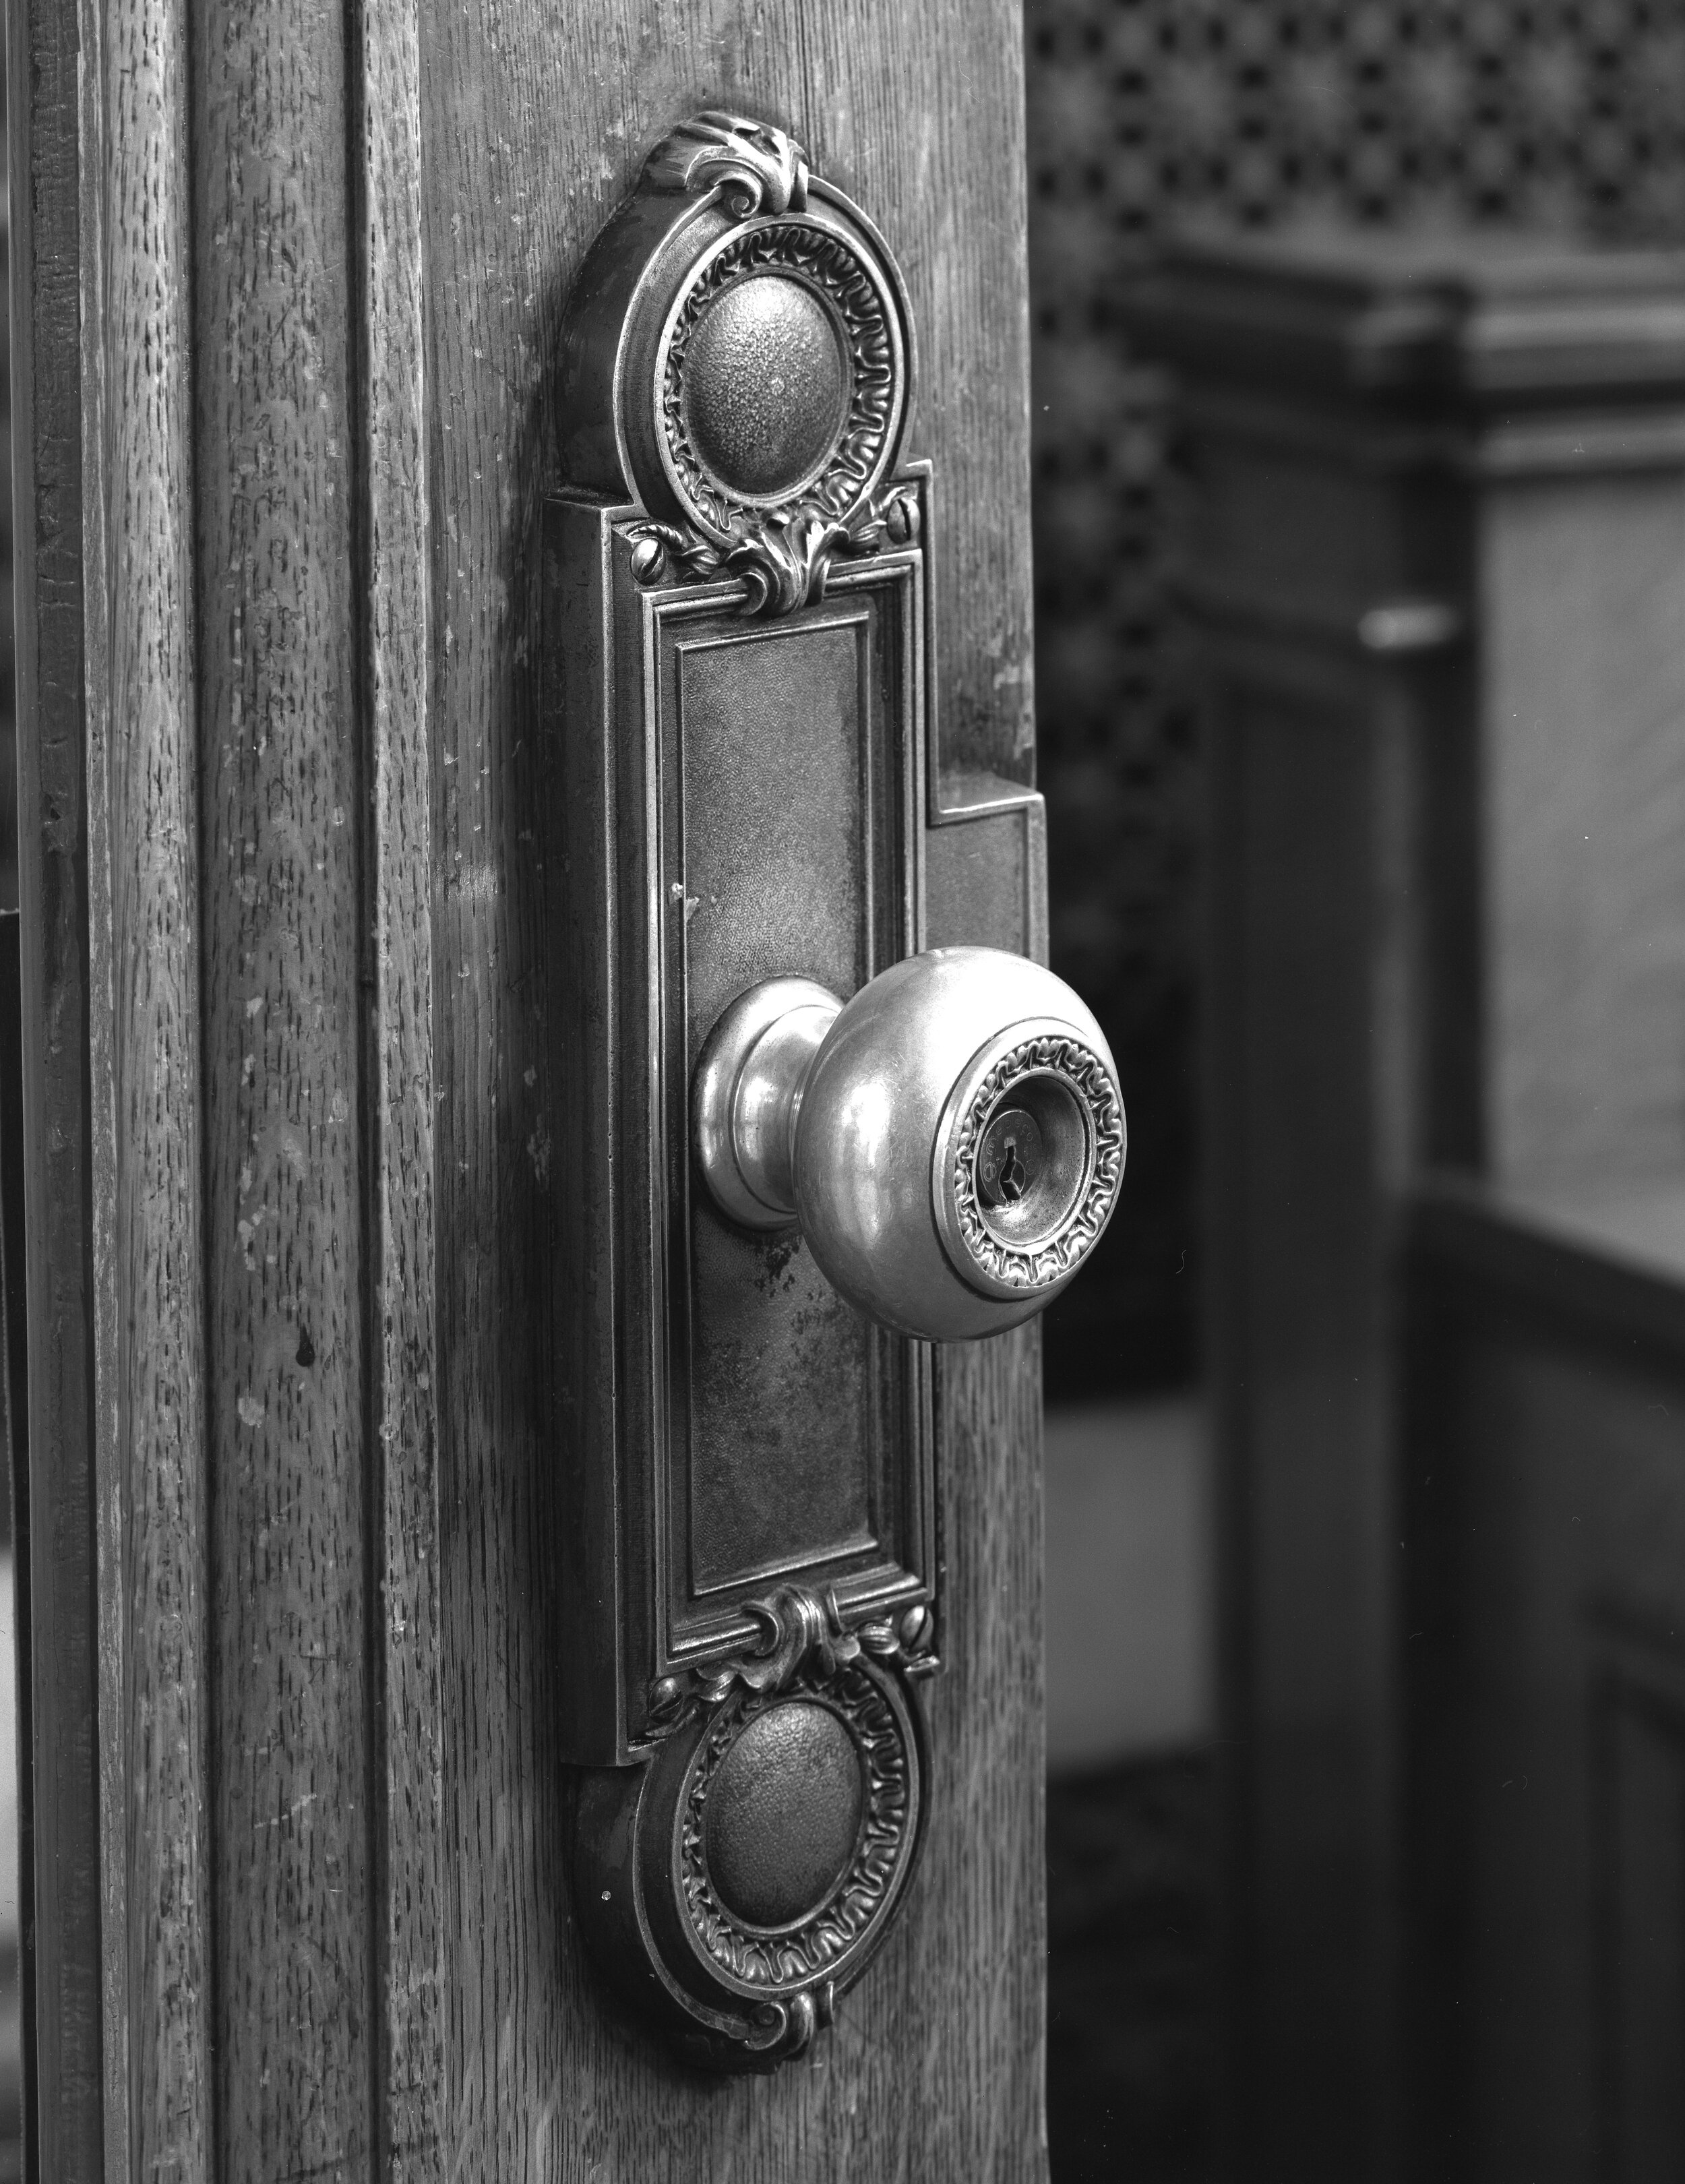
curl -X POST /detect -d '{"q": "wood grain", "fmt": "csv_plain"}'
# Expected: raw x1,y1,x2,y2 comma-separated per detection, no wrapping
74,0,132,2167
89,0,212,2177
8,0,112,2171
417,2,1045,2171
192,0,371,2172
14,2,1043,2172
354,0,447,2174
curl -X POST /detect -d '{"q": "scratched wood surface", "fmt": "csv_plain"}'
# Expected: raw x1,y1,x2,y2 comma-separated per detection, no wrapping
417,1,1043,2173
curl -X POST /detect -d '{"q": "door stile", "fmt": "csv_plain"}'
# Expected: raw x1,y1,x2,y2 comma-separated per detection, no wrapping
14,0,450,2172
7,0,97,2151
350,0,448,2173
190,0,376,2173
13,0,452,2165
83,0,212,2181
8,0,144,2171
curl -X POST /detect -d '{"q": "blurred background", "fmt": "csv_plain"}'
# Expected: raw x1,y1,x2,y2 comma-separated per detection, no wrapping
1026,4,1685,2180
5,5,1685,2181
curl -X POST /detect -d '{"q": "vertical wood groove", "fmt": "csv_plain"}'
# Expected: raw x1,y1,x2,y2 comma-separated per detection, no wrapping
354,0,446,2173
88,0,216,2174
192,0,373,2171
73,0,132,2169
8,0,109,2172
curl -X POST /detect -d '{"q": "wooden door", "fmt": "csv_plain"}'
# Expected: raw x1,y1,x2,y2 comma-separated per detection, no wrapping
5,3,1049,2177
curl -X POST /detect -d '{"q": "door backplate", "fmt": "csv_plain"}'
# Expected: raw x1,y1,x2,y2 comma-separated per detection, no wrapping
541,111,1074,2069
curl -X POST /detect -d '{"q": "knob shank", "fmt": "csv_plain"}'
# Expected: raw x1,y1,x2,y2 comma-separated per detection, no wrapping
692,977,840,1230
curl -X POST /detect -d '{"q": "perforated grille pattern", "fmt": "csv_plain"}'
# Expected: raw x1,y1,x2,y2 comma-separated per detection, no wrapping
1028,0,1685,1391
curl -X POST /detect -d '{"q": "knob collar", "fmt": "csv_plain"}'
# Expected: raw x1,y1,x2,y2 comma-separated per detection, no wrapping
932,1019,1126,1301
693,976,842,1228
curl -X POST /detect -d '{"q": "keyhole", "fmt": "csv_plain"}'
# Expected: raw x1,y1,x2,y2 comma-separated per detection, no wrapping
978,1106,1042,1211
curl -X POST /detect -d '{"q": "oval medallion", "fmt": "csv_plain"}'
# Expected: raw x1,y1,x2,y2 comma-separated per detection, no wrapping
683,274,851,499
703,1697,865,1931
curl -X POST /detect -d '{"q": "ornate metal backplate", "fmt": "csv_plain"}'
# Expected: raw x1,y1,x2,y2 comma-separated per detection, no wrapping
556,112,920,616
575,1584,935,2067
546,112,945,2067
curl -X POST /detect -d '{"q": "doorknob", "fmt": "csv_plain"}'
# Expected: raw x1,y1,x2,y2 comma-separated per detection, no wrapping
546,110,1119,2070
694,947,1124,1340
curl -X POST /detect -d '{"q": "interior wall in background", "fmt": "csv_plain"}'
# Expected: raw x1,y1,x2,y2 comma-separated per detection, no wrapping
1027,0,1685,1399
1,28,13,915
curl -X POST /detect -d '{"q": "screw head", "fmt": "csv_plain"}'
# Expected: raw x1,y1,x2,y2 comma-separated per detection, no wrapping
630,533,667,584
883,491,919,545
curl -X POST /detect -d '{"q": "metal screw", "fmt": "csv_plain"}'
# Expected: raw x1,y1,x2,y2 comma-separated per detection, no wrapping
630,533,667,584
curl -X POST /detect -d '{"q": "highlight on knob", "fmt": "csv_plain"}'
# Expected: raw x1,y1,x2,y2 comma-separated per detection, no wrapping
693,946,1127,1343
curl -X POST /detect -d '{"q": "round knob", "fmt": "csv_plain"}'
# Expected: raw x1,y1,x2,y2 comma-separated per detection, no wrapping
692,946,1126,1341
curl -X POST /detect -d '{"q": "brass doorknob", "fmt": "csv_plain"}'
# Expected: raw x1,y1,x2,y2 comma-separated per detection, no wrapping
694,946,1126,1340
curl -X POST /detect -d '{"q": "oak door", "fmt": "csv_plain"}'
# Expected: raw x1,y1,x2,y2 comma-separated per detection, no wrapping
6,2,1049,2177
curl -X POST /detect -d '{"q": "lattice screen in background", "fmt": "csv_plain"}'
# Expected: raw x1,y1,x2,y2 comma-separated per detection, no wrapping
1027,0,1685,1395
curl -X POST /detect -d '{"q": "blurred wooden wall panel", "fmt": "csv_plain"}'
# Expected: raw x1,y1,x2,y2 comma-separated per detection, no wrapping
1132,232,1685,2184
1405,1176,1685,2183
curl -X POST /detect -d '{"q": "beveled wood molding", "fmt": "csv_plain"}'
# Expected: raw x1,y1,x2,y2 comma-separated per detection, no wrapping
9,0,444,2173
1129,229,1685,415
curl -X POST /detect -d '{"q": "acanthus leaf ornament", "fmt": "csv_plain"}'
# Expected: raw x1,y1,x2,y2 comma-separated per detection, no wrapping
640,110,811,218
724,510,852,617
643,1582,937,1737
625,482,921,618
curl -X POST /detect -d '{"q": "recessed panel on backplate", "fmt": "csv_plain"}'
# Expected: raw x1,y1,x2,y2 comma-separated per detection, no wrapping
661,570,928,1638
547,473,937,1740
